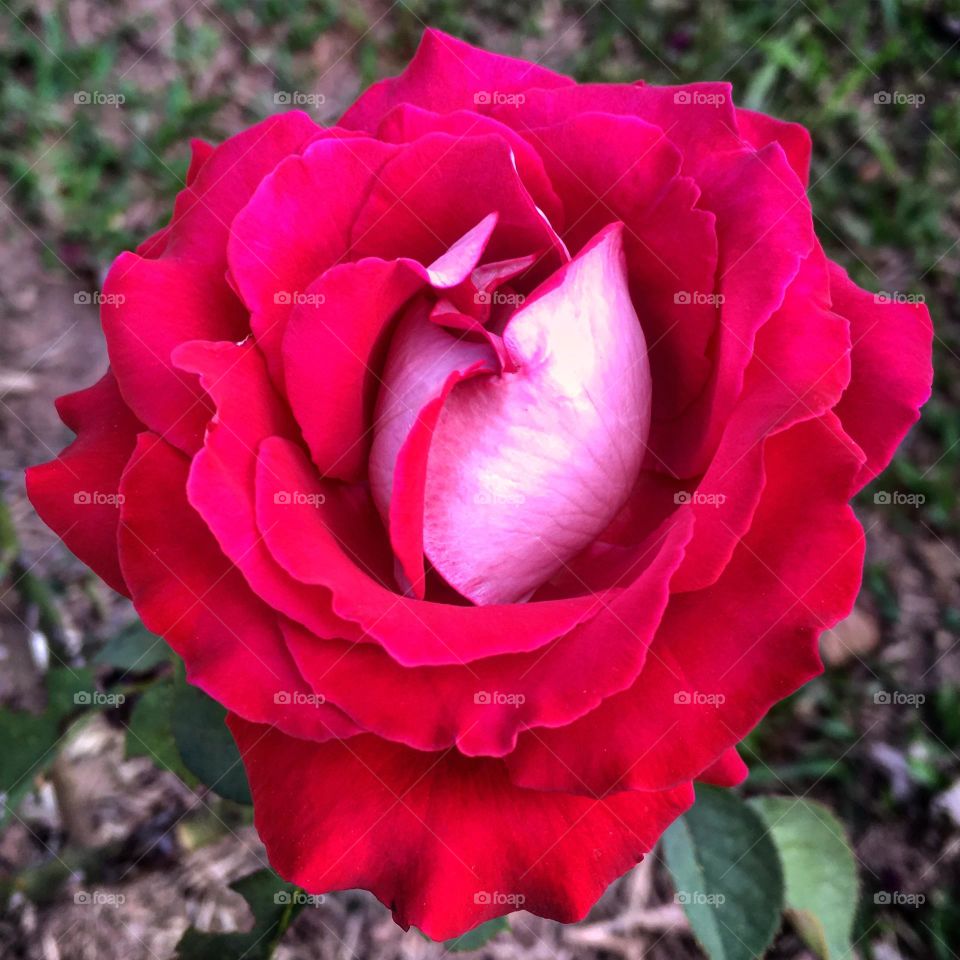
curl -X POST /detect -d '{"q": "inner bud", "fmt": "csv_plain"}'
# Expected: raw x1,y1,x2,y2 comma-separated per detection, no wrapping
370,222,651,606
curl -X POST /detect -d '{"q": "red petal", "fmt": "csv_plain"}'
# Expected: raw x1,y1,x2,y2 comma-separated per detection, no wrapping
256,437,604,665
375,104,563,225
512,113,717,424
348,132,567,279
283,258,424,482
280,511,691,757
164,111,322,267
228,135,398,386
735,107,812,187
25,372,141,595
671,246,854,593
340,29,572,133
229,716,693,940
117,432,358,741
698,749,749,787
101,255,248,453
508,415,864,794
173,339,360,642
829,262,933,486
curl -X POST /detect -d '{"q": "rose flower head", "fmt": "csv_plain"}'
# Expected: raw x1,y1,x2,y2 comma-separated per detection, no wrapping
28,30,932,939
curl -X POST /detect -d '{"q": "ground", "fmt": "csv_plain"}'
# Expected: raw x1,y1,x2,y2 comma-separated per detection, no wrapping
0,1,958,958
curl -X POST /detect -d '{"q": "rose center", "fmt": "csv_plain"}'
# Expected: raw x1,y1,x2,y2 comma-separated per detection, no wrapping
369,222,651,606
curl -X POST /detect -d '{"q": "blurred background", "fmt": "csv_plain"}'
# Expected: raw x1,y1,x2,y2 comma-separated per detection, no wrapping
0,1,958,958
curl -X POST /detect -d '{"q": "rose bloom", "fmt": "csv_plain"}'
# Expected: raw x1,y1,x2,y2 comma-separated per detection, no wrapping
29,31,931,939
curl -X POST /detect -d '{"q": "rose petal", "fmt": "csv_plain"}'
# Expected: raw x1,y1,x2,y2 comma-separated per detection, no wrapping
25,371,142,595
422,223,651,605
118,433,359,741
229,715,693,940
829,262,934,486
256,437,605,665
172,339,360,642
340,29,572,133
101,256,248,453
281,509,691,756
508,414,864,795
228,135,399,386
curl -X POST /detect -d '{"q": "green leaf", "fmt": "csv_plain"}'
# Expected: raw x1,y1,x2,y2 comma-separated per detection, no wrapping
94,619,169,673
444,917,510,952
172,681,251,804
749,797,858,959
175,869,302,960
126,681,194,783
662,786,784,960
0,666,95,826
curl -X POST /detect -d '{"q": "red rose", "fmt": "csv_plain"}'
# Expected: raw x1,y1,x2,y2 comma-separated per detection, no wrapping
28,30,931,939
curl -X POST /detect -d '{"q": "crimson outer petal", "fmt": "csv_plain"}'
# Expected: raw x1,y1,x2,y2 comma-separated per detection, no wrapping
101,112,321,454
229,715,693,940
25,371,142,595
507,415,865,795
339,29,573,132
829,262,934,484
117,433,359,742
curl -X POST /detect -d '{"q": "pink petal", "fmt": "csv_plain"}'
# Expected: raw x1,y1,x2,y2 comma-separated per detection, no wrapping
369,299,498,596
422,222,652,605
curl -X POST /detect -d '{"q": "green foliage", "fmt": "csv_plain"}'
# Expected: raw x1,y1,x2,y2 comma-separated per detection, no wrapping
125,680,195,784
175,869,303,960
751,797,859,959
0,666,95,826
94,619,169,673
663,787,785,960
171,679,252,804
444,916,510,952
